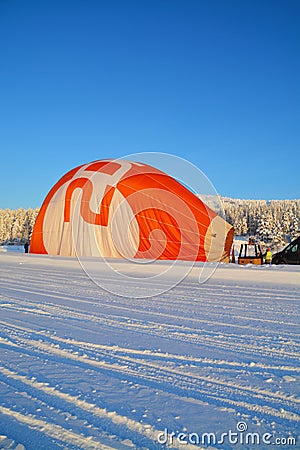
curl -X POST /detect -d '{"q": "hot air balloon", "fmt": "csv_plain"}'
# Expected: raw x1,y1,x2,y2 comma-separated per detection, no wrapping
30,160,233,262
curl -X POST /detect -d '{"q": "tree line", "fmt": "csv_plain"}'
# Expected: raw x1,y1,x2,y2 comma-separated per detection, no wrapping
0,199,299,248
0,208,39,245
222,198,299,248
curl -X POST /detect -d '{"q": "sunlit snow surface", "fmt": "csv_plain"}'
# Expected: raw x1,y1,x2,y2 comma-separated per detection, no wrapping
0,252,299,449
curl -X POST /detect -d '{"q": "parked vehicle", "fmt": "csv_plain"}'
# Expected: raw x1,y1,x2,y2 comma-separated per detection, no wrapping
272,237,300,265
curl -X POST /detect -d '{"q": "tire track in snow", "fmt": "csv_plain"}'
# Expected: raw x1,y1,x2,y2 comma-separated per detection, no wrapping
2,265,299,300
1,296,299,361
0,365,201,450
0,405,113,450
2,321,299,375
1,284,299,350
0,377,138,450
0,325,299,425
1,281,299,328
51,336,300,373
1,258,299,444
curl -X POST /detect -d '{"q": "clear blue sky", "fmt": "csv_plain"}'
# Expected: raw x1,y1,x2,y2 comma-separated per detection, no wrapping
0,0,299,209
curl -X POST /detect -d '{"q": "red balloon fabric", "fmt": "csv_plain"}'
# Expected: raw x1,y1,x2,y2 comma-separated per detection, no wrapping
30,160,233,262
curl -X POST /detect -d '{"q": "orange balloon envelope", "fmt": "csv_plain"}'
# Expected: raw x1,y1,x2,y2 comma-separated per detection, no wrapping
30,160,234,261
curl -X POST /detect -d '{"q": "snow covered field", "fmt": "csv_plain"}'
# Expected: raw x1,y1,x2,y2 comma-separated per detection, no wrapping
0,252,299,449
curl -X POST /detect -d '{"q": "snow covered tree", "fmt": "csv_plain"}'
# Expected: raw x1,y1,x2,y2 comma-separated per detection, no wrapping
270,220,285,250
289,216,300,240
0,207,39,244
256,214,274,243
234,216,248,235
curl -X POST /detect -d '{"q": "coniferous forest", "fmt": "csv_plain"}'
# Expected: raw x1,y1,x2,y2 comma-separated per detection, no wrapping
0,208,39,245
222,198,300,248
0,199,299,250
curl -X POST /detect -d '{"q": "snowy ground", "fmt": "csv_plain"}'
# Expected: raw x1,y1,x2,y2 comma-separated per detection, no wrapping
0,252,299,449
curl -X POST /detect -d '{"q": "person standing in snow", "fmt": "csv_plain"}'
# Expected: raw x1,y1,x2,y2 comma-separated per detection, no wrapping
265,247,272,264
24,242,29,253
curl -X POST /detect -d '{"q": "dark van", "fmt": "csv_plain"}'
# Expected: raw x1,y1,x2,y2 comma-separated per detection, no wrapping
272,237,300,265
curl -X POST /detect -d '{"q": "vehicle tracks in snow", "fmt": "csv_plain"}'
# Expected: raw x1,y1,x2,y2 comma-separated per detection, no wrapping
0,321,299,427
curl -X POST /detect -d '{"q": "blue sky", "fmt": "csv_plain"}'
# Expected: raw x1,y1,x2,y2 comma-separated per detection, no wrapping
0,0,299,209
